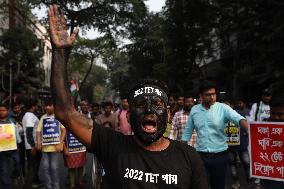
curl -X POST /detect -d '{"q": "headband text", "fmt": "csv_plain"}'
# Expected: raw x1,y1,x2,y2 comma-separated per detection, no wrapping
134,87,162,98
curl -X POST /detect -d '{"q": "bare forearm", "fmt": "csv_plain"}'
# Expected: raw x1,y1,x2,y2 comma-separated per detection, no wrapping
60,128,66,142
240,119,248,131
37,132,41,145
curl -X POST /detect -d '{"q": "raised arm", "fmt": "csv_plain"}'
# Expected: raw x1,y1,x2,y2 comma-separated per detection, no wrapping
49,5,92,148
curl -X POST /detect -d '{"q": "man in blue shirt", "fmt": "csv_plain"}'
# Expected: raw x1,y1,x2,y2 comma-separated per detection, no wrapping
182,80,248,189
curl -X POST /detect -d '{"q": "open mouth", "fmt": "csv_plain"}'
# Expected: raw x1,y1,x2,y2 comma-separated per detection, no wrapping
141,118,157,134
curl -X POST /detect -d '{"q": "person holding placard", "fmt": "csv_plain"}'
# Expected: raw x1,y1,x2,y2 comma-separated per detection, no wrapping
36,100,66,189
260,90,284,189
63,130,87,189
0,103,21,189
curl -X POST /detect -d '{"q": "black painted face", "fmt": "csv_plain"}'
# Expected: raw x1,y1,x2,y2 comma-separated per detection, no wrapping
129,95,167,145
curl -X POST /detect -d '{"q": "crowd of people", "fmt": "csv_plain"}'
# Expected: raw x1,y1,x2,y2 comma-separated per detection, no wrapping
1,82,280,189
0,95,133,189
1,4,284,189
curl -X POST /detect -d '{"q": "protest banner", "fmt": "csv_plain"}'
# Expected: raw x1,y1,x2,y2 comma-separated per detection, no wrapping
42,117,61,145
225,122,240,146
249,122,284,181
66,130,86,153
0,124,17,152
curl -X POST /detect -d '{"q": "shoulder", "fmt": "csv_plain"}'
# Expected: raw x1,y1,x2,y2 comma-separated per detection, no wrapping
40,114,47,120
217,102,232,111
251,103,257,109
173,111,180,117
22,112,29,118
220,102,230,108
190,104,202,114
111,113,116,118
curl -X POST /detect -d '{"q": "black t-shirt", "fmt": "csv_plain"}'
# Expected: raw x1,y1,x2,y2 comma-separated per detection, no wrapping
91,124,208,189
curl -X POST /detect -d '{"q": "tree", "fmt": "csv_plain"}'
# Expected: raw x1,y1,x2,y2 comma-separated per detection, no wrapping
161,0,218,93
0,27,44,93
213,0,284,100
68,37,110,102
29,0,147,36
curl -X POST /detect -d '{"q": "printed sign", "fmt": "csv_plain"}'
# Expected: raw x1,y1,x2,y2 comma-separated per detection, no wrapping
225,122,240,146
66,130,86,153
249,122,284,181
42,117,61,145
0,124,17,152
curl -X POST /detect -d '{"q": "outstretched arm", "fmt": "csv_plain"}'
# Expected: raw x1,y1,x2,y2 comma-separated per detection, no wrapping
49,5,92,149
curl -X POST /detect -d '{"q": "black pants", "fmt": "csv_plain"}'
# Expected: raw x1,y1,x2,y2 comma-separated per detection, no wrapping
24,149,42,189
18,138,26,176
198,151,228,189
0,151,17,189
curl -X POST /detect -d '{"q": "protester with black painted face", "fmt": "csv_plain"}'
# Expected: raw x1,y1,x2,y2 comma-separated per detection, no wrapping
47,5,208,188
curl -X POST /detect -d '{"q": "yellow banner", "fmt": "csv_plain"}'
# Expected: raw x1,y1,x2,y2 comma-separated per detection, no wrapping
0,124,17,152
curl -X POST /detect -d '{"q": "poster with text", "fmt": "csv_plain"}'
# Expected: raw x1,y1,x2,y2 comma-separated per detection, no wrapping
249,122,284,181
66,130,86,153
0,124,17,152
42,117,61,145
225,122,240,146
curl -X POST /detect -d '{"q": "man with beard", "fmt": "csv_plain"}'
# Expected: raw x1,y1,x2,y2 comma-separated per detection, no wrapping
48,5,208,189
182,80,248,189
177,95,185,111
80,100,92,119
169,96,196,146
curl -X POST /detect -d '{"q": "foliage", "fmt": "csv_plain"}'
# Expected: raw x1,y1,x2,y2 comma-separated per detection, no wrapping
28,0,147,35
68,37,110,102
0,27,44,93
24,0,284,100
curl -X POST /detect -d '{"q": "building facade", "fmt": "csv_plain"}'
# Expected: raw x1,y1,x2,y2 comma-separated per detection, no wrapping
0,0,52,88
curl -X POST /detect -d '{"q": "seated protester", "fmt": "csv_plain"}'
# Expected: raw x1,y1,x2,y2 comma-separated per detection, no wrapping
36,101,66,189
48,5,208,188
95,101,116,129
0,103,22,189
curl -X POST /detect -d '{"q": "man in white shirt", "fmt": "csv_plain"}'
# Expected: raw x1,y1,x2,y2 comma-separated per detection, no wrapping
248,88,272,189
22,99,42,188
249,88,272,122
